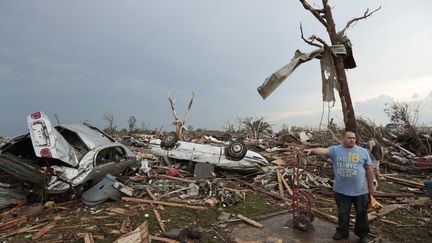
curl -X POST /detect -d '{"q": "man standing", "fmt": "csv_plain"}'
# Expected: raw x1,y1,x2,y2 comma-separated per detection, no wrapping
304,131,374,243
368,138,384,180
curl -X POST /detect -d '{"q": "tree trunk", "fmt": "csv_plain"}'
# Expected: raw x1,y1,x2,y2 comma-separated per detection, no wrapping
323,1,357,133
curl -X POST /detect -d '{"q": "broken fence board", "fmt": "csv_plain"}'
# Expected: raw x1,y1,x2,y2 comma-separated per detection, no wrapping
122,197,209,210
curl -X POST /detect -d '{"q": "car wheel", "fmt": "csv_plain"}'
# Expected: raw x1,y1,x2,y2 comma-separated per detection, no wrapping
225,140,247,160
161,132,179,149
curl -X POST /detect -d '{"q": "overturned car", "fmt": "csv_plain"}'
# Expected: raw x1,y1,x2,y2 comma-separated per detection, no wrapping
0,112,140,204
150,132,268,174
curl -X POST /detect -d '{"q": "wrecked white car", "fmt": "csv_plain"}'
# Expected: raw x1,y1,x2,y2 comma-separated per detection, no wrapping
0,112,139,203
150,132,268,173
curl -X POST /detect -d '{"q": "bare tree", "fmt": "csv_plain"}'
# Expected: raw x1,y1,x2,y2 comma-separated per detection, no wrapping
242,116,272,139
102,113,117,136
167,91,196,140
127,115,137,135
223,119,236,132
384,101,421,128
297,0,380,133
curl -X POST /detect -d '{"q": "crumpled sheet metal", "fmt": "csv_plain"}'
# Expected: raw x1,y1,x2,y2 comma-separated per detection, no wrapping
257,44,350,100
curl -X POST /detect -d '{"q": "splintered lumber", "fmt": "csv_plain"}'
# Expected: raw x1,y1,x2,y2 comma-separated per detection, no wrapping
120,217,131,234
0,222,48,240
145,187,165,210
107,207,138,217
122,197,209,210
382,175,425,189
158,175,195,183
33,218,58,240
374,192,416,198
234,178,291,204
114,221,149,243
83,233,95,243
153,209,166,232
0,216,28,230
311,209,338,224
280,173,293,196
276,171,285,199
368,204,402,222
383,138,416,157
237,214,264,228
150,235,180,243
379,219,400,226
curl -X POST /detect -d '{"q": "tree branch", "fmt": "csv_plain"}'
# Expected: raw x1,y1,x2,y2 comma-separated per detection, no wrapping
299,0,327,28
339,6,381,36
300,23,322,47
300,23,328,48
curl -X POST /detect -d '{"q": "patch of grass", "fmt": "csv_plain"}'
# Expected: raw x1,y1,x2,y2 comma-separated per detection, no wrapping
225,192,283,218
377,181,404,192
372,207,432,242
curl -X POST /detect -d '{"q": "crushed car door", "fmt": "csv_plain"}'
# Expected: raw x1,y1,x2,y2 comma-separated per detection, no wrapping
27,111,79,167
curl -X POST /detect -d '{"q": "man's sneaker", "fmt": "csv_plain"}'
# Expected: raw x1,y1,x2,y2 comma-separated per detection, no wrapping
333,232,349,240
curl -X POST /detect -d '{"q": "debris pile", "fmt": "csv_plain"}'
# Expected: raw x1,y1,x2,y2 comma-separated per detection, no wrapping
1,113,431,242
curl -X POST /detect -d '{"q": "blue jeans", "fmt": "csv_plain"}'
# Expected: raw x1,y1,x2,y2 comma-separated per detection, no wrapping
334,192,370,238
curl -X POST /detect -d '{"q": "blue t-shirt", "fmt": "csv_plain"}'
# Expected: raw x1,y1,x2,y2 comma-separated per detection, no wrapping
328,145,373,196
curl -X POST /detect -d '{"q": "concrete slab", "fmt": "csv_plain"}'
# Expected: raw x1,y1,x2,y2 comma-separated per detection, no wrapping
225,212,361,243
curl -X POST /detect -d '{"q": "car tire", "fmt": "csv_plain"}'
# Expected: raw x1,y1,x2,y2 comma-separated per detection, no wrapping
161,132,179,149
225,140,247,161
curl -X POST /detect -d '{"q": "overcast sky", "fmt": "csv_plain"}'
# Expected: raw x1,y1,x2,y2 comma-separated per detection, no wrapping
1,0,431,137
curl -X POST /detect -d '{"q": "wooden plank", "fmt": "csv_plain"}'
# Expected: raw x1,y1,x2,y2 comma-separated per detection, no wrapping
83,233,95,243
145,187,164,210
107,207,138,217
149,235,180,243
368,204,402,222
382,175,425,189
276,171,285,199
374,192,416,198
122,197,208,210
33,218,58,240
234,178,292,204
119,217,131,234
0,216,28,230
280,173,293,196
158,174,194,183
152,209,166,232
237,214,264,228
114,221,149,243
